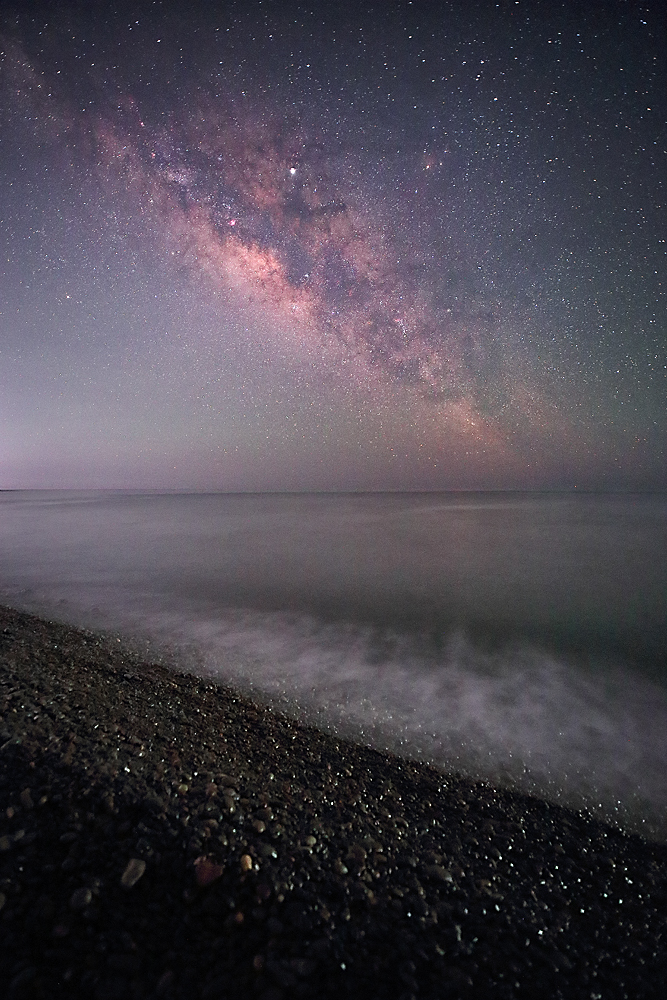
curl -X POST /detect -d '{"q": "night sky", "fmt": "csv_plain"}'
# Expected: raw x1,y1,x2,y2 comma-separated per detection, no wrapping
1,0,665,491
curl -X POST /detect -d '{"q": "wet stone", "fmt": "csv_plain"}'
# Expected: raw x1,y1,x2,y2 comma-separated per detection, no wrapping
424,864,454,883
193,856,224,887
120,858,146,889
346,844,367,868
70,886,93,910
19,788,34,809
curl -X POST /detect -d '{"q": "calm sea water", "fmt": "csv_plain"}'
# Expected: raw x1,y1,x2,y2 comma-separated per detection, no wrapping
1,490,666,838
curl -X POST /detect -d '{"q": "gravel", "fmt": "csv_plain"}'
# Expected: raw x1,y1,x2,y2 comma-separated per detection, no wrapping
1,604,666,999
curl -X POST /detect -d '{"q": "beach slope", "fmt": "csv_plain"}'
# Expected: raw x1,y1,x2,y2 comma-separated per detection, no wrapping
1,605,665,999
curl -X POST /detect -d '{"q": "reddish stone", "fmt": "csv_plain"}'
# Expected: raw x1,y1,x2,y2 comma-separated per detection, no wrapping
193,855,224,887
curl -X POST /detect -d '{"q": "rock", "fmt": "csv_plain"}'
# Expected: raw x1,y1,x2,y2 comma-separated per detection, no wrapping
193,856,224,887
424,864,453,883
120,858,146,889
102,793,116,814
240,854,253,872
346,844,367,868
70,886,93,910
19,787,34,809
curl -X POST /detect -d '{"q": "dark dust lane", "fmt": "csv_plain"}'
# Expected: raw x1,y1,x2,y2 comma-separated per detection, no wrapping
1,605,665,1000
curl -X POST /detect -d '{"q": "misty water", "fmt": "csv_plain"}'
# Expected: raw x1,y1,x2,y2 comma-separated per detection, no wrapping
1,490,665,839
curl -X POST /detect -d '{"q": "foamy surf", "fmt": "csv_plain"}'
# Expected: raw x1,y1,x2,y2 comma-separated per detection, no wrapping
1,489,665,839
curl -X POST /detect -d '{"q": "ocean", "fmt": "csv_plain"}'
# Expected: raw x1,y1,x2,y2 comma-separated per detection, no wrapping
1,490,665,839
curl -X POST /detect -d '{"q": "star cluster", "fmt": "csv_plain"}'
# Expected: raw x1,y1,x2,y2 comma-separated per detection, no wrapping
0,1,665,489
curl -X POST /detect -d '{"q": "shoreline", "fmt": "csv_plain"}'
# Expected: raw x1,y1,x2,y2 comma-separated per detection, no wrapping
1,604,665,999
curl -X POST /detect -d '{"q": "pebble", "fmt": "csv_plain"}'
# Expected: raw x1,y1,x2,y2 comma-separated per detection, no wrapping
193,856,224,887
120,858,146,889
2,604,666,1000
19,787,34,809
346,844,367,867
424,864,454,883
70,886,93,910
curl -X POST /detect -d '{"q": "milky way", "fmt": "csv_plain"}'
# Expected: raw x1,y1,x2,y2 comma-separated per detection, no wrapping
1,1,664,489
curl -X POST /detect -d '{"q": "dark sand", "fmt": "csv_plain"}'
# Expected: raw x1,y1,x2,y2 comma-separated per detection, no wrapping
1,605,665,999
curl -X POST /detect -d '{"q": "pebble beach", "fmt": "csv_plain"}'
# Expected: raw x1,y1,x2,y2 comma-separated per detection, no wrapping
1,604,666,1000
